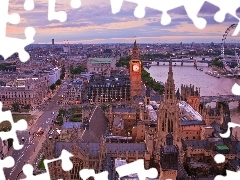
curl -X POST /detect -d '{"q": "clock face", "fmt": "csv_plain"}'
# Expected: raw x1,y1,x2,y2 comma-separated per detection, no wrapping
133,64,140,72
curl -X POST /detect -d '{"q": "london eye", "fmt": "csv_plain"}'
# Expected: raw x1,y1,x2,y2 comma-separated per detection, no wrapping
221,24,240,75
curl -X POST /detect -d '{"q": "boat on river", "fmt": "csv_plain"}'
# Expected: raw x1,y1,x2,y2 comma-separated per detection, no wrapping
205,71,220,78
144,63,151,69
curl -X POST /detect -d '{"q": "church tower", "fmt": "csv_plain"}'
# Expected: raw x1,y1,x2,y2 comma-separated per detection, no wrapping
181,84,200,112
156,59,181,147
129,40,142,104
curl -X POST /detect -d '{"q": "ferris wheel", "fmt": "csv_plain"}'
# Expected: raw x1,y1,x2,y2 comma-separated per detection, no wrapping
221,24,240,72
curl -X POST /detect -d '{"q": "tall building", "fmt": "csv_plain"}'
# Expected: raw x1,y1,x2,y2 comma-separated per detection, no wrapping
129,41,142,104
39,41,240,180
181,84,200,112
156,58,181,147
155,58,181,180
48,67,61,86
86,73,130,103
52,39,54,45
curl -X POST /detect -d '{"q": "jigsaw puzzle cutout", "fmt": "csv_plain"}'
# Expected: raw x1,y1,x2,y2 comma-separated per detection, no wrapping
213,120,240,179
0,156,14,180
110,0,240,31
0,102,28,150
22,149,73,180
79,169,109,180
207,0,240,36
0,0,35,62
214,154,225,164
220,122,240,138
0,0,239,179
232,83,240,95
0,0,81,62
24,0,35,11
215,170,240,180
116,159,158,180
80,159,157,180
48,0,81,22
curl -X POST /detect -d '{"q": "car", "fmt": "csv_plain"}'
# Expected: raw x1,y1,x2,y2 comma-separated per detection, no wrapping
49,130,54,135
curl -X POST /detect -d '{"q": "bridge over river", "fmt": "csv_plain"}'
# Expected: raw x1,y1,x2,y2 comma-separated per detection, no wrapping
142,56,238,67
200,95,240,104
143,59,209,64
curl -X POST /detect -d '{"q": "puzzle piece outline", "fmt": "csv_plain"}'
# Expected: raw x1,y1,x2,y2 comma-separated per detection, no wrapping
0,0,36,62
0,0,240,179
0,102,28,150
0,0,82,62
110,0,240,31
0,156,15,180
22,149,74,180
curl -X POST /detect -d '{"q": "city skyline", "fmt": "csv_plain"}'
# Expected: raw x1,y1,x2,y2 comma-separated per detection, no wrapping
8,0,240,44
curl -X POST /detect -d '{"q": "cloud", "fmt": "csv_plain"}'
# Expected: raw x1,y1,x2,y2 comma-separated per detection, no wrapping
6,0,240,44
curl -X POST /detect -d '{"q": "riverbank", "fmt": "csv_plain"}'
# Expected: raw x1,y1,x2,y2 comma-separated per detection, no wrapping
211,65,225,74
230,107,240,137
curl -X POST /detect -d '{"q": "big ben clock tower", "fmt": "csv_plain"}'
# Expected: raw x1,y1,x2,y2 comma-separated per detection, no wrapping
129,40,142,104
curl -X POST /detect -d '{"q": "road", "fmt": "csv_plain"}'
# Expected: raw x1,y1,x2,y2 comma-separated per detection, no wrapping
3,76,132,179
4,84,65,180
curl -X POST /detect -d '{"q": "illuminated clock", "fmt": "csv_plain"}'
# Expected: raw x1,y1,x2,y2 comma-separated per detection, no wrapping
133,64,140,72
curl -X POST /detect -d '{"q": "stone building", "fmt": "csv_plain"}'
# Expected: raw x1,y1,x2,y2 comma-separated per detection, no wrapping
86,74,130,103
180,84,200,112
86,58,116,76
129,40,143,104
0,74,49,108
41,41,240,180
62,79,83,105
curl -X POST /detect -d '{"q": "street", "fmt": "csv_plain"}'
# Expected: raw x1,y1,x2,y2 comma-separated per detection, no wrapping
4,84,64,180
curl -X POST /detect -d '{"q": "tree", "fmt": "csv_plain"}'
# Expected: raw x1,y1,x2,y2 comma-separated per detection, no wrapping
55,79,61,86
12,102,20,112
58,108,66,116
141,69,164,94
116,56,131,68
60,73,65,80
61,66,66,73
100,104,108,112
70,65,85,75
212,57,224,68
50,83,56,91
56,116,63,126
230,62,238,68
24,104,31,110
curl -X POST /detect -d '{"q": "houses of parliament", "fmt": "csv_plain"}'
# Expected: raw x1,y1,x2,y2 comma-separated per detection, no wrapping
43,41,240,180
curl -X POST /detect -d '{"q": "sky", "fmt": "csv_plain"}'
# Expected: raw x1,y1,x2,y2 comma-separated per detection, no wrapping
6,0,240,44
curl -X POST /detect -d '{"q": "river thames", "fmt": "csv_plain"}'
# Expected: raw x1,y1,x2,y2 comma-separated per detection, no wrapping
146,62,240,134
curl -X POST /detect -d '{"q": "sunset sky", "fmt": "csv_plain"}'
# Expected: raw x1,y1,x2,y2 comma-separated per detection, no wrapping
7,0,240,44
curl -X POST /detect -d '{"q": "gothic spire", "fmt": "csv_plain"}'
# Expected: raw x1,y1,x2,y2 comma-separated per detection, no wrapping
134,40,137,49
168,58,173,80
131,40,139,59
164,58,176,101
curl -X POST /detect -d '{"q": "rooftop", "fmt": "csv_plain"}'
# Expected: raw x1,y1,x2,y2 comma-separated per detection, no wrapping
88,58,115,64
81,106,108,143
62,122,82,129
179,101,203,121
112,107,136,113
216,145,229,150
